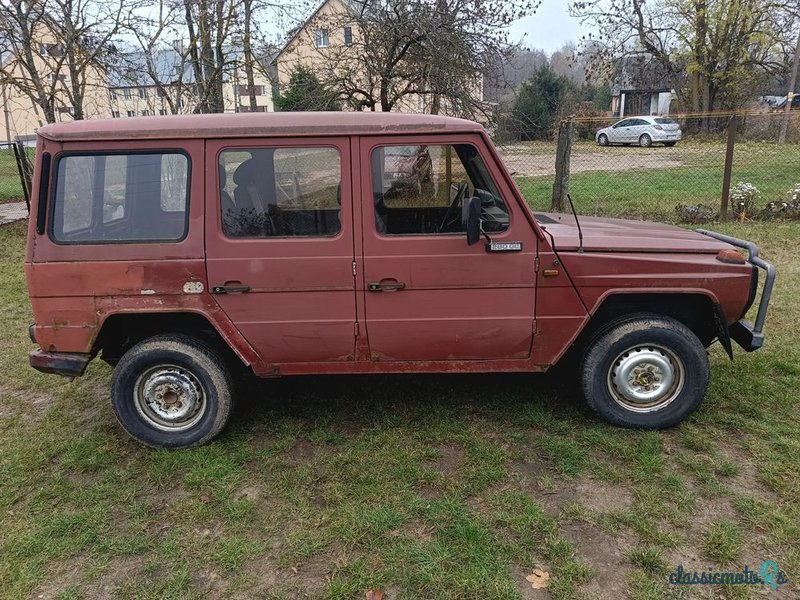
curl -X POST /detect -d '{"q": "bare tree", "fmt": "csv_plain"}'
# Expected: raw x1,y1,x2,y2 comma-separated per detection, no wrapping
0,0,122,123
292,0,540,118
571,0,798,112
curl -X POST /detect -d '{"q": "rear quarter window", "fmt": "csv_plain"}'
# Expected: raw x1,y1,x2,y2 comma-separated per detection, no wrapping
50,152,189,244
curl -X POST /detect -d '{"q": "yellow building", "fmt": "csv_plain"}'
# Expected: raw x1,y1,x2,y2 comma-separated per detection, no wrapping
1,38,111,141
273,0,484,117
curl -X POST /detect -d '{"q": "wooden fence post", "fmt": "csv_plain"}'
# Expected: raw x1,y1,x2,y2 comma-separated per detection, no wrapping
551,116,574,212
719,115,737,221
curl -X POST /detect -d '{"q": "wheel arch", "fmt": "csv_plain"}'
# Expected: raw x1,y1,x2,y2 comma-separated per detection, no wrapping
568,292,728,360
93,310,253,370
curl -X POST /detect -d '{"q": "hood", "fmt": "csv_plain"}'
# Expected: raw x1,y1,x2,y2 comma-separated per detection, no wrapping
534,212,732,253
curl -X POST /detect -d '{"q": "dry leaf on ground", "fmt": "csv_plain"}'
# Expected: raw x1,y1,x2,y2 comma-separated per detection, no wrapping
525,568,550,589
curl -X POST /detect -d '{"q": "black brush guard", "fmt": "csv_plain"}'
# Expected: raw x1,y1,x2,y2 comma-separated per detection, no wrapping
697,229,776,351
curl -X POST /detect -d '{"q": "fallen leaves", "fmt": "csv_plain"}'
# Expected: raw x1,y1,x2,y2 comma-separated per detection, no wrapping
525,568,550,589
365,589,385,600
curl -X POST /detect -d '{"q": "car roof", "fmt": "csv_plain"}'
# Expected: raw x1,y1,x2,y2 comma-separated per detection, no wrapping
37,112,484,142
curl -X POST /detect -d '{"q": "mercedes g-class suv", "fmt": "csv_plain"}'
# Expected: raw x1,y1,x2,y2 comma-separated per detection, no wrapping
25,113,775,448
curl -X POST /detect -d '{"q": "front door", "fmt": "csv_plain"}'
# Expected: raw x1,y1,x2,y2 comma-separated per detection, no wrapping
360,136,537,362
205,137,357,365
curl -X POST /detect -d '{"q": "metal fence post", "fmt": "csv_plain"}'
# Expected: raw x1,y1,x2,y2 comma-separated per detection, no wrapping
551,115,573,212
719,115,737,221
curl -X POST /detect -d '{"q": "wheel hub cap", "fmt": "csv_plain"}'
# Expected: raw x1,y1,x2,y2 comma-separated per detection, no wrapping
608,346,683,412
135,366,205,431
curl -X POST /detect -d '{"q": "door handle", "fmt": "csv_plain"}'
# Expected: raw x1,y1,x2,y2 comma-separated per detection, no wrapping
368,280,406,292
211,283,251,294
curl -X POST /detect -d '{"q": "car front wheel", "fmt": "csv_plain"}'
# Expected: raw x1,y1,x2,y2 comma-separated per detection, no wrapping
111,334,234,448
597,133,609,146
580,315,709,429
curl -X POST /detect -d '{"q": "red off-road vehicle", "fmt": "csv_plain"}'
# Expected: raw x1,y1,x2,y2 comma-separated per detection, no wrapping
25,113,775,448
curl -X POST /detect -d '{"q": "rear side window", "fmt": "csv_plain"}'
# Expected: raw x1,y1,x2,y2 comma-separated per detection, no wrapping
51,152,189,243
655,118,676,124
218,146,341,238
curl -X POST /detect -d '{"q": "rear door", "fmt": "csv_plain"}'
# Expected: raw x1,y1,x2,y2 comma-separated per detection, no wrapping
359,135,537,362
205,137,357,364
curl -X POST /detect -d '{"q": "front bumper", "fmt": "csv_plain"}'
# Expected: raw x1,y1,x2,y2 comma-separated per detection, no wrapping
697,229,776,351
29,349,91,377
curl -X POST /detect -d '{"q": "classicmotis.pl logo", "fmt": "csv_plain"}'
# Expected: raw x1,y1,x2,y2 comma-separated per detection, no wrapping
668,561,789,590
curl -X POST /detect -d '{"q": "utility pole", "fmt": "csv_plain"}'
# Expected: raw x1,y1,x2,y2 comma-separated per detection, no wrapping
779,26,800,145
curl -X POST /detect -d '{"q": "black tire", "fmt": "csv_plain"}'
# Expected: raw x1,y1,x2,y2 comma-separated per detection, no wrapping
580,315,709,429
111,334,234,448
639,133,652,147
597,134,609,146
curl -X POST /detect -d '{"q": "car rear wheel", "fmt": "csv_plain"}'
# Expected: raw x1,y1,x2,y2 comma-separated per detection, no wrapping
111,334,234,448
580,315,709,429
639,134,652,147
598,134,609,146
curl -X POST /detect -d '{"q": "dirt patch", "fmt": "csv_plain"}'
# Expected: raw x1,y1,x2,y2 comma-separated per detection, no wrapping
511,458,574,517
498,146,684,178
31,555,148,600
510,563,553,600
576,479,633,514
562,523,635,600
428,445,464,475
285,440,322,466
717,444,780,502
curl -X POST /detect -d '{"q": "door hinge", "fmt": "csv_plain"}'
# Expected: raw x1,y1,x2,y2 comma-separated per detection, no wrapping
534,256,540,273
352,260,357,277
354,321,360,337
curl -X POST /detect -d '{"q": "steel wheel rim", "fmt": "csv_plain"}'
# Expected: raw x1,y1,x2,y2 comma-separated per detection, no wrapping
134,364,206,431
607,344,684,413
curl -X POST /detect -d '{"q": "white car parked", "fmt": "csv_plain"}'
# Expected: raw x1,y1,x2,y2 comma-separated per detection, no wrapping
596,116,682,147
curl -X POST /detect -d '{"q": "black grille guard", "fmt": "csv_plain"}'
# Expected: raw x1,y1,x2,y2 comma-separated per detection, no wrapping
697,229,776,351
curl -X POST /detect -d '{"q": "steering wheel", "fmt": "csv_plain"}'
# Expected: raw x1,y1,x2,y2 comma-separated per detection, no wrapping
438,183,469,233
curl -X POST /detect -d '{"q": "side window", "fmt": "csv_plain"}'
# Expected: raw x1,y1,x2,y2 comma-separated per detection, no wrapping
371,143,509,236
51,152,189,243
219,147,341,238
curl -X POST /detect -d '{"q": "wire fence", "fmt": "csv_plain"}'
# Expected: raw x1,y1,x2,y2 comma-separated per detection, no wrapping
498,110,800,224
0,142,33,208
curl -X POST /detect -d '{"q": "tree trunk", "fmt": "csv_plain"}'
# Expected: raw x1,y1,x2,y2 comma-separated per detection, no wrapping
242,0,258,112
551,117,573,212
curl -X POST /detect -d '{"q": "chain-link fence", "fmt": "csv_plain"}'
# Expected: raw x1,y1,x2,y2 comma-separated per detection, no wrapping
0,141,33,208
497,111,800,224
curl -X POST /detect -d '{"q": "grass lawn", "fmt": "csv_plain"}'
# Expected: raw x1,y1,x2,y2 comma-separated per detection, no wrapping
0,217,798,600
513,141,800,221
0,150,26,204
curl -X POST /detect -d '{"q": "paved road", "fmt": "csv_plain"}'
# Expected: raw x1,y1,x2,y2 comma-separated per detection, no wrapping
0,202,27,225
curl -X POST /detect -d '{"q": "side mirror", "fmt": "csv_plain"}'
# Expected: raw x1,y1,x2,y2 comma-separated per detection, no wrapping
464,196,481,246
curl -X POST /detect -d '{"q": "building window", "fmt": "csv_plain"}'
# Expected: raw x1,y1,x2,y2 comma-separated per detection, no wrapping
315,29,329,48
141,110,150,116
112,110,120,118
236,84,265,96
126,110,135,117
343,26,353,46
48,73,68,83
159,109,168,115
138,88,147,99
109,89,117,100
156,87,166,98
122,89,132,100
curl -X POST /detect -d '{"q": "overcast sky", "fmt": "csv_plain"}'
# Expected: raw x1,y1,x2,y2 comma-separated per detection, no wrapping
507,0,590,54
